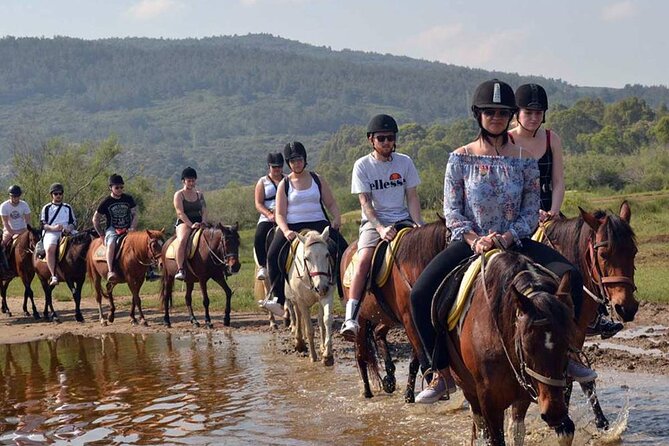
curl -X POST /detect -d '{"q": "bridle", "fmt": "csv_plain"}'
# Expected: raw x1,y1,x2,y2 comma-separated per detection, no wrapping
138,235,163,267
296,238,334,292
203,228,239,275
585,235,637,306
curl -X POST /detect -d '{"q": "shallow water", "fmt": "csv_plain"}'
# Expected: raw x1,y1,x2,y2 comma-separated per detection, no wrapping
0,331,666,445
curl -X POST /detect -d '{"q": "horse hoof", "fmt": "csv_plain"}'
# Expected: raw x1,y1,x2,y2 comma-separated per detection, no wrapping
223,317,230,327
382,376,396,393
75,314,84,323
322,356,334,367
596,418,610,431
364,390,373,399
269,322,278,329
101,320,108,327
131,319,138,326
404,392,415,404
33,312,40,320
162,318,171,328
206,322,214,329
191,320,200,328
24,311,31,317
108,315,115,323
141,320,149,327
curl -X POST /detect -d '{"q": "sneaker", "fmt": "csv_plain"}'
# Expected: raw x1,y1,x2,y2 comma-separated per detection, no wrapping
416,372,449,404
256,267,267,281
259,296,284,318
175,269,186,281
340,319,359,341
49,276,58,286
567,358,597,383
145,269,161,282
587,315,624,340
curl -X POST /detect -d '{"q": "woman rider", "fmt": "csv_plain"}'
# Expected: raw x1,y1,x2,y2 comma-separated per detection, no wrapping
410,79,595,404
509,83,623,338
253,152,285,281
259,142,348,317
173,167,208,281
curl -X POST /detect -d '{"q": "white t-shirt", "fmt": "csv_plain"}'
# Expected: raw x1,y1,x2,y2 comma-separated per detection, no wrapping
258,175,282,224
351,152,421,223
0,199,31,232
40,202,76,233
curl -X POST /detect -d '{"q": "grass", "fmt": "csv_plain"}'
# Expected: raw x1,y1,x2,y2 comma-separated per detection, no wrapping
4,190,668,310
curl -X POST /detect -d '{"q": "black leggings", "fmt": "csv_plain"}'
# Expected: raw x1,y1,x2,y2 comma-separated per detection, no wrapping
254,221,275,267
410,238,583,371
267,220,348,304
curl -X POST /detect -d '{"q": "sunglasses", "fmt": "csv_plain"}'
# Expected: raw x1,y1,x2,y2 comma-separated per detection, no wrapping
481,109,512,118
52,192,63,196
374,135,396,143
270,165,283,168
288,157,304,163
112,185,124,190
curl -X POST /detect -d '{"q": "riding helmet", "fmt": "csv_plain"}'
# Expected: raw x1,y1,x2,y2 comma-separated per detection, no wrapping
109,173,124,186
471,79,517,112
283,142,307,165
49,183,64,194
366,114,399,136
515,83,548,111
181,167,197,180
8,185,22,196
266,152,284,167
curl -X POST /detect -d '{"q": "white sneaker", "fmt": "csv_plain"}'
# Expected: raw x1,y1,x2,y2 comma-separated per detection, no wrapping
340,319,359,340
416,373,448,404
256,267,267,281
175,269,186,281
49,276,58,286
259,297,284,318
567,359,597,383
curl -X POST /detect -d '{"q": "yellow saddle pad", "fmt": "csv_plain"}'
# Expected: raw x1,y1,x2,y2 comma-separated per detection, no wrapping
343,227,412,289
447,250,500,331
92,235,131,261
164,228,203,260
36,236,71,263
531,220,554,243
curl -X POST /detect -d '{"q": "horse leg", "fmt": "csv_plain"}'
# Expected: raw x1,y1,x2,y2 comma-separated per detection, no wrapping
43,283,59,323
185,282,199,327
162,274,174,327
199,280,213,329
300,303,317,362
373,325,396,394
405,352,420,403
213,276,232,327
320,296,334,366
93,273,107,326
580,381,610,430
107,286,116,324
292,302,307,353
72,280,84,323
509,400,530,446
478,392,506,446
0,282,11,317
22,276,39,320
356,321,374,398
129,280,147,327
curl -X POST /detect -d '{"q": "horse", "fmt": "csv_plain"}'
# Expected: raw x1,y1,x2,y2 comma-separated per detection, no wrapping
160,223,240,328
539,201,638,429
33,230,97,322
284,227,336,366
87,229,165,326
444,251,576,446
339,221,449,402
0,226,41,319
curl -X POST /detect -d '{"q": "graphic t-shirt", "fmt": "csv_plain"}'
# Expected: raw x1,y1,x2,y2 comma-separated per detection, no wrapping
97,194,136,230
0,200,31,231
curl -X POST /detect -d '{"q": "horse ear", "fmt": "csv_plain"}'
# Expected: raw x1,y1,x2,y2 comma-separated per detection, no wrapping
579,207,600,230
555,272,575,315
321,226,330,240
146,230,152,238
619,201,631,223
234,221,239,231
160,227,165,234
296,232,307,244
511,285,534,316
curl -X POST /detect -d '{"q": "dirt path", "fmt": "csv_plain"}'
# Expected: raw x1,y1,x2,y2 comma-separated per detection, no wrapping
1,296,667,375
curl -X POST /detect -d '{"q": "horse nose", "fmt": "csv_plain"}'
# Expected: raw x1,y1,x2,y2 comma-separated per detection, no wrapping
615,303,638,322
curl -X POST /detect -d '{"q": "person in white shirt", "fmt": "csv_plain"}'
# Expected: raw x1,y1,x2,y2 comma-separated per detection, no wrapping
0,185,31,272
40,183,77,286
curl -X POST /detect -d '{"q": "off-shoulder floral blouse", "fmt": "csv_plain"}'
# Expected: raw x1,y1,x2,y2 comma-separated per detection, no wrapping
443,153,540,245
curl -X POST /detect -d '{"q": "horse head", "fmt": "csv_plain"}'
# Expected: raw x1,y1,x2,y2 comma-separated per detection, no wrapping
215,222,241,275
580,201,638,322
145,229,166,262
296,227,333,297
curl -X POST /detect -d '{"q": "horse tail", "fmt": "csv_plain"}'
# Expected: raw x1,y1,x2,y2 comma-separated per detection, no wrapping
361,323,383,390
159,266,172,311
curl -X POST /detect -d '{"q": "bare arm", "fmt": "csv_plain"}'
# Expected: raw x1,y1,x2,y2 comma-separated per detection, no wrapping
1,215,12,234
199,192,208,225
318,175,341,230
92,211,105,237
129,207,138,230
405,187,423,226
275,178,291,237
254,178,274,222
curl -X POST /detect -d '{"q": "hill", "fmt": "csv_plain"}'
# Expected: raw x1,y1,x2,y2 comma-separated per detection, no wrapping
1,33,667,188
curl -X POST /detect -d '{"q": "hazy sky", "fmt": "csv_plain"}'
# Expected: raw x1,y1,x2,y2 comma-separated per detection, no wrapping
1,0,666,88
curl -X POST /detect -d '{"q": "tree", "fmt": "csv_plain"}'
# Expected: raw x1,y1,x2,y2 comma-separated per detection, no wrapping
603,97,655,127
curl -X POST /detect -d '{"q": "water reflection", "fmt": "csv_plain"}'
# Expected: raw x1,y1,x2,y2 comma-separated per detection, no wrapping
0,332,666,445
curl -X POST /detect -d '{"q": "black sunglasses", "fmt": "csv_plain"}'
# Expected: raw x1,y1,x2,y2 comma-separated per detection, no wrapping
52,192,63,196
481,109,512,118
375,135,396,143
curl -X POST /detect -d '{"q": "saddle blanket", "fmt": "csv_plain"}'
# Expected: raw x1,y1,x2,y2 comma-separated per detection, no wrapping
36,236,71,263
163,228,203,260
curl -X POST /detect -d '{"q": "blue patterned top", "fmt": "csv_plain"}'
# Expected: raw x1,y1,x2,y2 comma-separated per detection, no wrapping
443,153,540,244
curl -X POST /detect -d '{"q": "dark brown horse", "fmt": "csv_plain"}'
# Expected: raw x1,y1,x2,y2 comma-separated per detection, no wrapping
446,251,575,446
540,201,638,429
160,223,241,328
87,230,165,326
33,230,97,322
0,226,41,319
340,221,449,402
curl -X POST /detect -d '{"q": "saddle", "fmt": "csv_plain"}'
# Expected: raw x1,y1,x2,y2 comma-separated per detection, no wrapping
342,227,413,289
91,233,129,262
164,228,203,260
36,236,73,263
432,250,501,333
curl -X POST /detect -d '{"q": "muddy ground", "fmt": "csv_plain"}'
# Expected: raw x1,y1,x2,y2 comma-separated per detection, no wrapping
0,295,667,376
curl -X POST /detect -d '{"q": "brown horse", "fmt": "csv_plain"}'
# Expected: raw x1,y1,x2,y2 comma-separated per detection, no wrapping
87,230,165,326
0,226,41,319
160,223,241,328
340,221,449,402
33,230,97,322
445,251,575,446
540,201,638,429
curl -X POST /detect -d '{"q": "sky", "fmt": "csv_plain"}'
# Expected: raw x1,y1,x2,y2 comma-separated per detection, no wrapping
0,0,666,88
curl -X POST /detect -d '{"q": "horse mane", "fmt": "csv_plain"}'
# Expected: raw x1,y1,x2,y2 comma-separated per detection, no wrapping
593,210,637,254
395,220,450,269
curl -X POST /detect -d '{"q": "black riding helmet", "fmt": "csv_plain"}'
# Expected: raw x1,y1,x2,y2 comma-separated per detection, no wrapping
109,173,124,186
471,79,516,140
366,114,398,137
516,84,548,111
283,142,307,167
266,152,284,167
8,185,22,196
49,183,64,194
181,167,197,180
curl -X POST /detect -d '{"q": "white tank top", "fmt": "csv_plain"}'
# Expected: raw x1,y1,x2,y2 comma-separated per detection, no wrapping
258,175,281,224
286,177,326,224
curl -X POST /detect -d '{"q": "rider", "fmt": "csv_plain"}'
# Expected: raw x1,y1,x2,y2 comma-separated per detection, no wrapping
259,142,348,317
510,83,623,339
0,185,31,273
173,167,208,281
340,114,424,339
254,152,285,281
40,183,77,286
410,79,596,404
92,174,138,282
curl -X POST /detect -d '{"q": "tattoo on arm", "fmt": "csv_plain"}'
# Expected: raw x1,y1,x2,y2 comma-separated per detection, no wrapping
360,193,380,227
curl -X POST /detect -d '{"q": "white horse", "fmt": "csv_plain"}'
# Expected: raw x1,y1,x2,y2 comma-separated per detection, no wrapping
285,227,335,366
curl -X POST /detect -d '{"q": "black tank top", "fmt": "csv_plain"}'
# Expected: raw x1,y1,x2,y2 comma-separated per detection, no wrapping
537,130,553,212
178,191,203,224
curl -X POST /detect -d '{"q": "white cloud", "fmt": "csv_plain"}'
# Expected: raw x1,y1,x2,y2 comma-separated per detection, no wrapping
127,0,180,21
601,1,636,22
